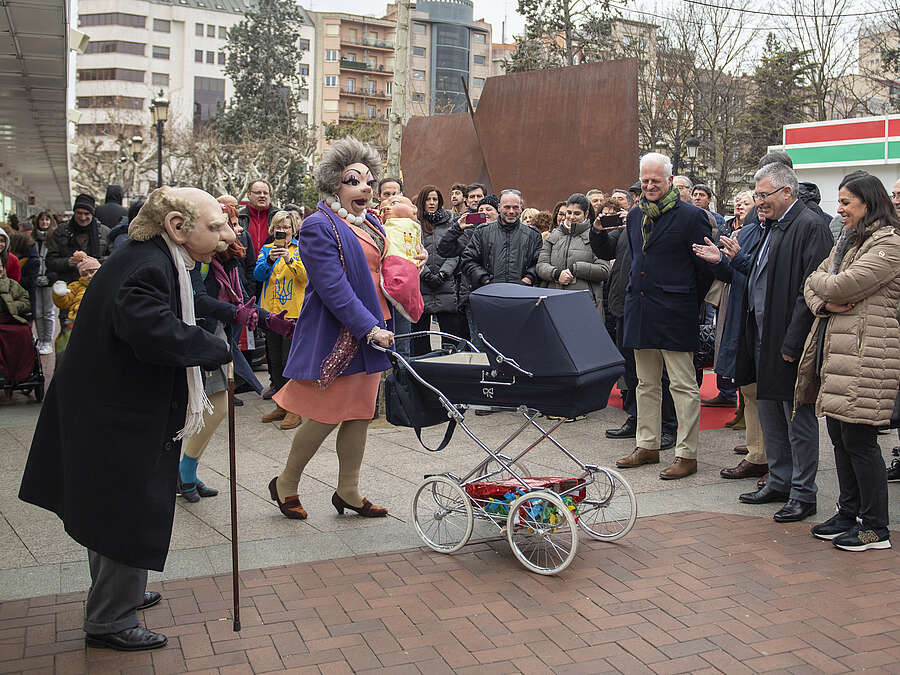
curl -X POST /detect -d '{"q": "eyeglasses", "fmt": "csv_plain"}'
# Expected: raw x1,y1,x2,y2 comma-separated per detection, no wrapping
752,186,787,202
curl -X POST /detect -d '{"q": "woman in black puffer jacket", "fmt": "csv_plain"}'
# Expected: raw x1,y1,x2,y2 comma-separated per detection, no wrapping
412,186,467,356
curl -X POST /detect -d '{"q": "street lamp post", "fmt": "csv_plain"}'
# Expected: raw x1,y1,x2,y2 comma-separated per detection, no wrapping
129,135,143,198
149,90,169,189
685,136,700,182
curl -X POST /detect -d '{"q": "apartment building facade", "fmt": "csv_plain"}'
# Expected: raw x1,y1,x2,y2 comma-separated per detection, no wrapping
309,11,397,153
75,0,315,148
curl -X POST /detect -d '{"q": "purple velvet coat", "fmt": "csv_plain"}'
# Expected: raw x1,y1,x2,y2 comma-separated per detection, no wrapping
282,202,392,381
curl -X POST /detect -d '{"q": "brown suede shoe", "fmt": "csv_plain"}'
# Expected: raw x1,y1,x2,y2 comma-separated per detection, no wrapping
279,413,302,430
261,406,287,423
720,459,768,479
616,447,660,468
733,445,749,455
659,457,697,480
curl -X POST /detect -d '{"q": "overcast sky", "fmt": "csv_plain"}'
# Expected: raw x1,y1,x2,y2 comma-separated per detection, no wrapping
298,0,526,43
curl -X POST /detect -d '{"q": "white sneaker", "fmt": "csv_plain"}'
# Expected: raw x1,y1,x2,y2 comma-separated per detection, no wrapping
38,343,53,355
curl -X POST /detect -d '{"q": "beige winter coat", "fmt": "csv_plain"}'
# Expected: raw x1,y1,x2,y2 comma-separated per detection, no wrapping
794,223,900,425
536,219,610,316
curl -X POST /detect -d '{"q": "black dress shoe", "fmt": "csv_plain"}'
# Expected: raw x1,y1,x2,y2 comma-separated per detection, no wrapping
233,396,244,407
86,626,168,651
659,433,675,450
739,484,790,505
137,591,161,611
606,417,637,439
261,385,277,400
774,499,816,523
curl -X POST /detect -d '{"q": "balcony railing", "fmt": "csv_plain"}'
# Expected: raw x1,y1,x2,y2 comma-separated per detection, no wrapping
341,37,394,51
339,59,393,74
340,87,391,99
338,112,389,125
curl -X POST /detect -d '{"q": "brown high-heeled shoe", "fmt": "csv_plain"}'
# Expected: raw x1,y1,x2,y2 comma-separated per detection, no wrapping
268,477,307,519
331,492,387,518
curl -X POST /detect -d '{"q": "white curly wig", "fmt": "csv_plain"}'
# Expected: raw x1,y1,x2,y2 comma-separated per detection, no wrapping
314,137,382,198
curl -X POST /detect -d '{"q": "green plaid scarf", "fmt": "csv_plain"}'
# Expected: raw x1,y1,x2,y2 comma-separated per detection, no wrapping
637,186,679,251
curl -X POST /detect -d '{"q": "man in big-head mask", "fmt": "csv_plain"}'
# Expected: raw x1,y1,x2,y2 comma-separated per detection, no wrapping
19,187,234,652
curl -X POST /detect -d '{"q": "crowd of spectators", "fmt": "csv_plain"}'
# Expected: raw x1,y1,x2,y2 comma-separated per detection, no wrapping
3,151,900,555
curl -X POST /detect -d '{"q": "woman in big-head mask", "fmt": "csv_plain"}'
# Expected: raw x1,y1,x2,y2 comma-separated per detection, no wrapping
269,138,397,520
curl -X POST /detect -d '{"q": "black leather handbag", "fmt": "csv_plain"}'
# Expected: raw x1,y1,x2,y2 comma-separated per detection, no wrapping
384,356,457,451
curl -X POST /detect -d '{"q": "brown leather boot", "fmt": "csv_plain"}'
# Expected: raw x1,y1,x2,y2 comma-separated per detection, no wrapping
616,447,660,468
279,413,302,430
261,406,287,423
725,397,745,427
720,459,767,479
659,457,697,480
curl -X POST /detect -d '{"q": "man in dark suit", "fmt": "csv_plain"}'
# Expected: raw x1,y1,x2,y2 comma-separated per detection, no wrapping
19,187,234,651
732,162,833,522
615,152,713,480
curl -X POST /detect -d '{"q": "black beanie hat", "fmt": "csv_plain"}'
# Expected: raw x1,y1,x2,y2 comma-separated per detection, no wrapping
477,194,500,211
73,193,96,214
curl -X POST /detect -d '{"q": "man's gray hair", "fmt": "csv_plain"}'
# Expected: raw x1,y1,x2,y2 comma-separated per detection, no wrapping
586,189,604,198
673,175,692,188
758,150,793,169
640,152,673,178
754,162,799,196
314,137,382,197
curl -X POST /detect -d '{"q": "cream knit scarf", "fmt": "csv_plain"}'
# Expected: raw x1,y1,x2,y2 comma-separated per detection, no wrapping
161,232,214,440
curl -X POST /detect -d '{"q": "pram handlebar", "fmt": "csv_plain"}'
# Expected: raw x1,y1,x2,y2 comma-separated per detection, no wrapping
390,331,479,354
369,334,464,423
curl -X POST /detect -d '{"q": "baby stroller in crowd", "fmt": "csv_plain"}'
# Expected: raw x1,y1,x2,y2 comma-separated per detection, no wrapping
0,319,45,402
379,283,637,575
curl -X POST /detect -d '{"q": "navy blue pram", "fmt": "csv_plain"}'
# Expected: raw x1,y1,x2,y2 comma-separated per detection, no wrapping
376,284,637,575
407,283,624,418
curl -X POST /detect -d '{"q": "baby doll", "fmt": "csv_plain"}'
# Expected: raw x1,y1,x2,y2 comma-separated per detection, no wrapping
378,195,424,323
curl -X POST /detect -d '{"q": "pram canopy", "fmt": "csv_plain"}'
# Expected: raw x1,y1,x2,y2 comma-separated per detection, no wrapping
470,284,620,378
407,284,624,418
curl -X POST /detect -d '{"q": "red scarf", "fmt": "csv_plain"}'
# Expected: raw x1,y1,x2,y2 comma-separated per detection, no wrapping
247,205,269,253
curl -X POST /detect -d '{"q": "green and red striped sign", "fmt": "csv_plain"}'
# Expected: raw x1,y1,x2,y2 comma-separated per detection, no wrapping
780,116,900,167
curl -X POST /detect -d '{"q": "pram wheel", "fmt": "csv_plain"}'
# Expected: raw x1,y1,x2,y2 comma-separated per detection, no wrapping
411,476,473,554
577,468,637,541
506,490,577,575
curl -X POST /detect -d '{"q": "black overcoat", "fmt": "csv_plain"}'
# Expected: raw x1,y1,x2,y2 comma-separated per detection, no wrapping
622,199,713,352
18,237,230,571
733,200,834,400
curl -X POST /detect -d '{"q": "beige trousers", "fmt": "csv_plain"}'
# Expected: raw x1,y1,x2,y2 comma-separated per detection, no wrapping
634,349,700,459
741,383,766,464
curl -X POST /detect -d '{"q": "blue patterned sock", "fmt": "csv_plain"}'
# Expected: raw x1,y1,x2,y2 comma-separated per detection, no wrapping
179,455,199,486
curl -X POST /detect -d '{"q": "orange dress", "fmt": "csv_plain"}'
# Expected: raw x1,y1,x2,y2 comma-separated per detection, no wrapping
274,223,392,424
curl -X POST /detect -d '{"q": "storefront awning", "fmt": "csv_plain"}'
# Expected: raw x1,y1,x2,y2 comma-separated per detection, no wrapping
0,0,70,209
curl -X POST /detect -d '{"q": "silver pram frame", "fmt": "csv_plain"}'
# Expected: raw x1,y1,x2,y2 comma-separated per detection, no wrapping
374,330,637,576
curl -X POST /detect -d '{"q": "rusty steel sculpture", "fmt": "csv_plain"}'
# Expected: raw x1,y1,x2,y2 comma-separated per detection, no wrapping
401,59,639,210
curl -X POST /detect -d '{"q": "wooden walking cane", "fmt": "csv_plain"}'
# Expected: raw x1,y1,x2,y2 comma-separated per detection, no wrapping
226,361,241,632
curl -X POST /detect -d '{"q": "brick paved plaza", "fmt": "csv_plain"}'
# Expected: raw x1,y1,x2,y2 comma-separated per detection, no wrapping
1,511,899,674
1,368,899,673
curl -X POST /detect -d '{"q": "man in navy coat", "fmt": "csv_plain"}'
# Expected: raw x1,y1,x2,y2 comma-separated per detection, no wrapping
616,153,713,479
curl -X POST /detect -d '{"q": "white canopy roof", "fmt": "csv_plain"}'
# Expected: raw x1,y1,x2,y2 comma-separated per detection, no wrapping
0,0,70,209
